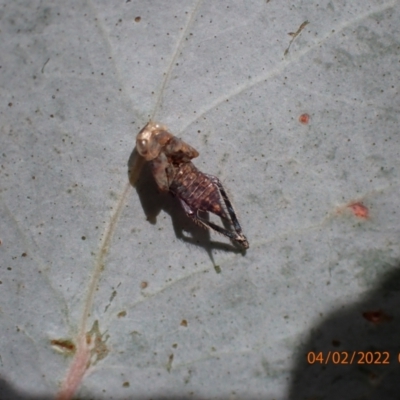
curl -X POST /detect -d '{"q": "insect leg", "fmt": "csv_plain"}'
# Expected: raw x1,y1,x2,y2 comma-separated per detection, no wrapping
206,175,249,249
178,198,195,217
178,198,234,237
196,213,243,241
150,152,171,192
178,198,249,249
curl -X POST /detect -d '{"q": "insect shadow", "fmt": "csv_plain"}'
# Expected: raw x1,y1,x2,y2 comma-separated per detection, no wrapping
128,147,244,262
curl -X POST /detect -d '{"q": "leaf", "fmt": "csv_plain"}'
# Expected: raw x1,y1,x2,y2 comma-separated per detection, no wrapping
1,1,400,398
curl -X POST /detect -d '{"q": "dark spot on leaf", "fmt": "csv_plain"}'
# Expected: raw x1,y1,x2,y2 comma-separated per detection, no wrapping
50,339,76,355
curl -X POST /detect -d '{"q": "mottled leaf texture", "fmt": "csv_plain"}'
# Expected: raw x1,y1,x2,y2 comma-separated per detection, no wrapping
1,1,399,399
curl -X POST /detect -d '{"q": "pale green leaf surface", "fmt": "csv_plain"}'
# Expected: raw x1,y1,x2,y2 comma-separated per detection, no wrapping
1,1,400,399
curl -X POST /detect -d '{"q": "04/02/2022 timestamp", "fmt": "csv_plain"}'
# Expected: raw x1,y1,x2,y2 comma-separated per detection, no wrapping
307,351,392,365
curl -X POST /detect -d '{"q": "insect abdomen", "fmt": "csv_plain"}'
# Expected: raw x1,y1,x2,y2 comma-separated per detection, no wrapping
170,163,226,217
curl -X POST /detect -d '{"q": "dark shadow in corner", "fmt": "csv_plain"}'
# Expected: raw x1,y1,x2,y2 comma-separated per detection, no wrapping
127,147,246,267
0,374,214,400
288,263,400,400
0,375,271,400
0,376,53,400
1,372,276,400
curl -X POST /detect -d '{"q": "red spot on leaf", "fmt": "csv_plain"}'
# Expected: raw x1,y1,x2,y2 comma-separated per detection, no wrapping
348,202,369,219
362,310,392,324
299,113,310,124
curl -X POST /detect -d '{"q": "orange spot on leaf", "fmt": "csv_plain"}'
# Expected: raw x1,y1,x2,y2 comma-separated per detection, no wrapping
348,202,369,219
299,113,310,124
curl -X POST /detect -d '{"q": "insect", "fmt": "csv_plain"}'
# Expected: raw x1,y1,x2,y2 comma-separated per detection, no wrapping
136,122,249,249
